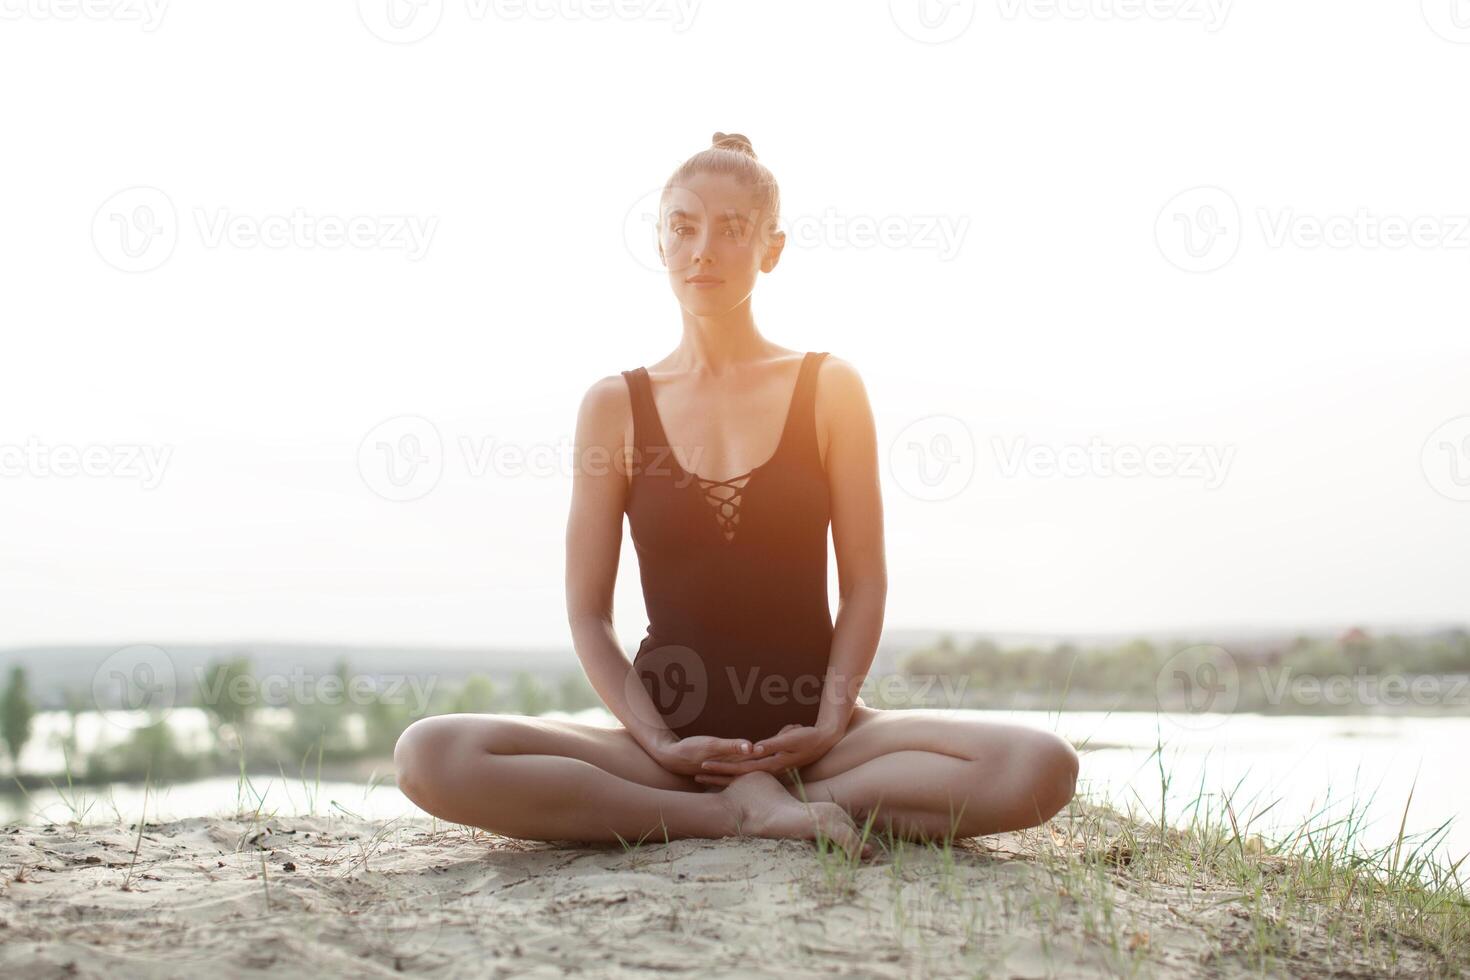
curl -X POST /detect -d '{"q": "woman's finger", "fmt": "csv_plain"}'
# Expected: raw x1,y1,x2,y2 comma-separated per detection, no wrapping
753,727,815,755
708,739,753,759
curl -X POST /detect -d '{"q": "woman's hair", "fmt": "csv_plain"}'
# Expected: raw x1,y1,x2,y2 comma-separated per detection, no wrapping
662,131,781,235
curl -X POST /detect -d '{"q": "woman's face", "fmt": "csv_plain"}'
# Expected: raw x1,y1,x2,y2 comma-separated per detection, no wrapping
658,171,783,315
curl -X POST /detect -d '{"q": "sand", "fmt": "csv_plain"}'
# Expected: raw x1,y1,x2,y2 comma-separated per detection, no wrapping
0,804,1451,978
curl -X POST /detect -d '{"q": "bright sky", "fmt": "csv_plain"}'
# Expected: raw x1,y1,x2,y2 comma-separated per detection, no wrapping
2,2,1468,650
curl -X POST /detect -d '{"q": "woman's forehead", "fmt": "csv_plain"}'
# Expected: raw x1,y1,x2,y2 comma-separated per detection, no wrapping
663,176,762,217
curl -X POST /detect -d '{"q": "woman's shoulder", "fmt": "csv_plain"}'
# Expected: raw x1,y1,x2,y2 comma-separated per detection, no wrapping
810,354,873,440
811,352,865,397
574,372,637,441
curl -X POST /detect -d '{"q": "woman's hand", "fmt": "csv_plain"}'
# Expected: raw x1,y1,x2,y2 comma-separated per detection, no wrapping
650,734,758,778
693,723,841,788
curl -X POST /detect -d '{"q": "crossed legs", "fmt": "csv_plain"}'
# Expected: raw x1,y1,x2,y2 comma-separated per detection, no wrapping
393,705,1078,849
780,706,1080,841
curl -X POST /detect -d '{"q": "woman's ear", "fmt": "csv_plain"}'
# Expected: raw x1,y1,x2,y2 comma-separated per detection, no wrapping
761,226,787,273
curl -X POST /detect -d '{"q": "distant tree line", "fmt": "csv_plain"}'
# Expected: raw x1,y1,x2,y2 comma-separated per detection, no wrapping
899,628,1470,713
3,658,604,785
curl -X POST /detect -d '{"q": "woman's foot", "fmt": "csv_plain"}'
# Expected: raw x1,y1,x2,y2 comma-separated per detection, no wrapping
719,771,873,859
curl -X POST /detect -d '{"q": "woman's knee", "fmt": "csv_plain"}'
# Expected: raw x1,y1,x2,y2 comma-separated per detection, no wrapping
394,716,446,805
393,714,505,809
1023,730,1079,822
967,728,1078,832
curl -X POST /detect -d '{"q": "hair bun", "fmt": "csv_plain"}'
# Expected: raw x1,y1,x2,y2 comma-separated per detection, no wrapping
711,131,756,159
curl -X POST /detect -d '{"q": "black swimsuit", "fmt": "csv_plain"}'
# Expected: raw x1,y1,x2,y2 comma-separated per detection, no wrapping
621,351,834,741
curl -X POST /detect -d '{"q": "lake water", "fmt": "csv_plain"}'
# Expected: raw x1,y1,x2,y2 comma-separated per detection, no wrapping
3,708,1464,869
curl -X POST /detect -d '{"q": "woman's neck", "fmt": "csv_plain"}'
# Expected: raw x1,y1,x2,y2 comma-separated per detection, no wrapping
671,307,775,375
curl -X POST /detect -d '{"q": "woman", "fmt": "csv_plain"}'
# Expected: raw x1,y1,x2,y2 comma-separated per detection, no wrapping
394,132,1078,858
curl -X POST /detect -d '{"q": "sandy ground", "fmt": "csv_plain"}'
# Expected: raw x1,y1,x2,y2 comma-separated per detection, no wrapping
0,805,1448,979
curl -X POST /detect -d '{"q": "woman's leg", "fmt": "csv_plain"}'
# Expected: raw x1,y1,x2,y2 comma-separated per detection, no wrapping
392,714,870,854
785,707,1080,842
393,714,729,842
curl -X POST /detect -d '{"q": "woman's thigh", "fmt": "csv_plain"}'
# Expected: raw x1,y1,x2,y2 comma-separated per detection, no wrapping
793,705,1073,784
395,713,702,794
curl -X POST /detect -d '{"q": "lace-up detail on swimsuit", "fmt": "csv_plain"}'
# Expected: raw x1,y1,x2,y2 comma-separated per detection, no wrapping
623,352,827,547
696,471,752,541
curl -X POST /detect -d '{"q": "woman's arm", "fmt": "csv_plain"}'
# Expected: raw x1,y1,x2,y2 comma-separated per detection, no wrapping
566,376,758,774
813,356,887,738
565,375,681,756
